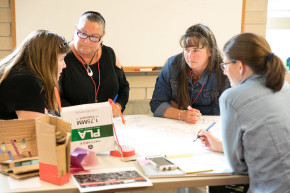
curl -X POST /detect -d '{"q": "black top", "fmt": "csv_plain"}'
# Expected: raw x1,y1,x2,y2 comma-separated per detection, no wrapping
59,45,129,111
0,66,45,120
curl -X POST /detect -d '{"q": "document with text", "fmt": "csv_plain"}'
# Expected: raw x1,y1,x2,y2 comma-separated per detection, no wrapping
72,167,152,192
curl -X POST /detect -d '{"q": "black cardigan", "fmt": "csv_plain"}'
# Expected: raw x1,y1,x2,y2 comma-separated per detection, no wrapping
59,45,129,111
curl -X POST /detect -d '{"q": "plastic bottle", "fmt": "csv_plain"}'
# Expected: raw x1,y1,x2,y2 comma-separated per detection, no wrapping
287,57,290,71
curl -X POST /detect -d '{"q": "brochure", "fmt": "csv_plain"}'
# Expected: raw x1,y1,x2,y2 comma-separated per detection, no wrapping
72,167,152,192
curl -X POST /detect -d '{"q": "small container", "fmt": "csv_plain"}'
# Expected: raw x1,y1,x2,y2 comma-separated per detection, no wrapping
287,57,290,71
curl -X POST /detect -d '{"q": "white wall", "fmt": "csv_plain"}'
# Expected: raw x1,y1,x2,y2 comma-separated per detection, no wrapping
15,0,242,67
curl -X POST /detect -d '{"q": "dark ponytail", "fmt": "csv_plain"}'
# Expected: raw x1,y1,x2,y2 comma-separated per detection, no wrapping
265,53,285,92
223,33,286,92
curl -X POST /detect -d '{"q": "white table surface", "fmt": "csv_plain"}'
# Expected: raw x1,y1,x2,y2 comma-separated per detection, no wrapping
1,115,249,193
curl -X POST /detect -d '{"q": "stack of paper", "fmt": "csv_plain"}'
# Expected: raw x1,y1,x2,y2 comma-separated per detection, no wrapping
138,152,232,178
168,152,232,176
168,156,213,174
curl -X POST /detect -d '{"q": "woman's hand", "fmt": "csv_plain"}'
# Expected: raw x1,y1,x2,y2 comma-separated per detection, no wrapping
197,130,224,152
181,109,201,124
112,103,122,117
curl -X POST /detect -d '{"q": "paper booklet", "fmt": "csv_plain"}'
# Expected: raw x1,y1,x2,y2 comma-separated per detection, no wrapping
168,152,233,176
61,102,115,153
72,167,152,192
137,153,232,178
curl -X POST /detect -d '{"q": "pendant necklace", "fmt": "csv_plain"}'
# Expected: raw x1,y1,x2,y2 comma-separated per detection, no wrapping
87,65,93,76
75,50,97,77
74,48,101,102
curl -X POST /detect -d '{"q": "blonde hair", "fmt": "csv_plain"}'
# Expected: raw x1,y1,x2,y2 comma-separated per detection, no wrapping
0,30,70,112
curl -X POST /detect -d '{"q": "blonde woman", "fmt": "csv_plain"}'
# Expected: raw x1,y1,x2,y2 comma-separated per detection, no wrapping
0,30,70,119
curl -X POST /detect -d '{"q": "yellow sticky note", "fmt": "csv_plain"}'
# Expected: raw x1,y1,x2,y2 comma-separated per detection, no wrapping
165,153,193,159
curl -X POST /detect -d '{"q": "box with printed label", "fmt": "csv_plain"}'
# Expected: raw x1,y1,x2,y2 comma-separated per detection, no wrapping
61,101,114,153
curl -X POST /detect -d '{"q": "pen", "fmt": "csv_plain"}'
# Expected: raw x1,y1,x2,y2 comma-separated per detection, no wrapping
187,105,193,112
193,122,216,142
187,105,202,118
113,94,118,102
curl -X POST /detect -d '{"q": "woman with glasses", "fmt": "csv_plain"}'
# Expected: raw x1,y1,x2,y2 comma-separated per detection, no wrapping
150,24,229,124
198,33,290,192
59,11,129,117
0,30,69,120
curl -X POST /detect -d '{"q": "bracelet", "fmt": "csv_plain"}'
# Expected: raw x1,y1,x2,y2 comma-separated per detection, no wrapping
178,110,185,120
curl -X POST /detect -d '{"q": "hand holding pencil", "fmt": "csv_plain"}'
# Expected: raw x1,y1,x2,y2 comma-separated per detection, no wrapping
196,123,224,153
111,94,122,117
193,122,216,142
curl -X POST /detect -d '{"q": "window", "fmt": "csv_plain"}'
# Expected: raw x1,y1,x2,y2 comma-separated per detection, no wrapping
266,0,290,70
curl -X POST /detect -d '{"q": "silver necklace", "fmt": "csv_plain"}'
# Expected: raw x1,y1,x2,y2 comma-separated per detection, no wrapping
86,65,93,76
77,51,97,77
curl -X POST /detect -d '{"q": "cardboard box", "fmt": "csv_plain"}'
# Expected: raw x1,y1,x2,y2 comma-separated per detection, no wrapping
0,119,38,162
0,156,39,179
35,116,71,186
61,102,115,153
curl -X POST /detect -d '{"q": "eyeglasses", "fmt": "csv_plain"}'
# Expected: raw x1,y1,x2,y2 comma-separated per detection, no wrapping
220,61,236,71
76,30,103,42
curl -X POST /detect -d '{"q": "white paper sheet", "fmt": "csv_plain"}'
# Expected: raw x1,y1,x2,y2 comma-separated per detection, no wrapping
8,176,42,189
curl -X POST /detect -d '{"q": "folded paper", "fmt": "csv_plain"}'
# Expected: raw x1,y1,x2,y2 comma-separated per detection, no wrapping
70,147,99,172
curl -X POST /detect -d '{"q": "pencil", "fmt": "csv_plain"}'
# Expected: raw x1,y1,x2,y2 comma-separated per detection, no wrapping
113,94,118,102
193,122,216,142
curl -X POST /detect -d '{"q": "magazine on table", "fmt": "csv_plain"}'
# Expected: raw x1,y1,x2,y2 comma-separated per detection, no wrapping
72,167,152,192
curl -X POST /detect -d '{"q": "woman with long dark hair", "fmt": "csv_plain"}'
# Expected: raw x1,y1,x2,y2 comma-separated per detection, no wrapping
150,24,229,124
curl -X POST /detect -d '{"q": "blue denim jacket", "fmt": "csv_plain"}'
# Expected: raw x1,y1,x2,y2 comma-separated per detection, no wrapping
150,55,230,116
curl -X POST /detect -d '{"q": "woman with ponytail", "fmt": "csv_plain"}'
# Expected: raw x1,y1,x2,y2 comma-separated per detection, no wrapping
198,33,290,192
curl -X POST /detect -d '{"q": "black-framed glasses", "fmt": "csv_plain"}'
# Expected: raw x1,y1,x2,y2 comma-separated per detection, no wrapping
220,61,236,71
76,30,103,42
